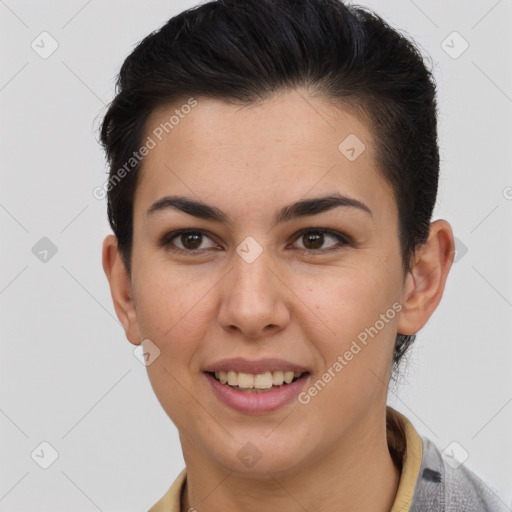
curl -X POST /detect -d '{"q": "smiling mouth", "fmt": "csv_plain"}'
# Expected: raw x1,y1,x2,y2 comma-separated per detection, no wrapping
207,370,309,393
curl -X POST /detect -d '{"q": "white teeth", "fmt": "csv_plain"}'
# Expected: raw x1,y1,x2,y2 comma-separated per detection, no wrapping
237,372,254,388
254,372,273,389
227,370,238,386
284,371,294,384
272,370,284,386
211,369,304,389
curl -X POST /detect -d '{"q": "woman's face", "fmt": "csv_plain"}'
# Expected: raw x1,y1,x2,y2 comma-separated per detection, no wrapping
126,89,408,474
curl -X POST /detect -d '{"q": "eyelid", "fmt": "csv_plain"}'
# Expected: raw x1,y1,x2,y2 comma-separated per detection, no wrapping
289,227,351,248
158,229,219,252
159,227,351,254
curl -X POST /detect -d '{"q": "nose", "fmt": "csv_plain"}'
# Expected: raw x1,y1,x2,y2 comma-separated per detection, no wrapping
217,248,291,340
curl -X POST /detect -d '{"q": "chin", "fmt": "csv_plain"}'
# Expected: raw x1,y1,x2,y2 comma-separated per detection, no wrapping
210,431,313,476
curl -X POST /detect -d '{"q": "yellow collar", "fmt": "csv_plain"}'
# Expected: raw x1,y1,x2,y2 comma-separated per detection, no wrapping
387,407,423,511
148,406,423,512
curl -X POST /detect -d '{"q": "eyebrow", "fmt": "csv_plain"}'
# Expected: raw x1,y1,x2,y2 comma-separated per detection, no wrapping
147,193,372,225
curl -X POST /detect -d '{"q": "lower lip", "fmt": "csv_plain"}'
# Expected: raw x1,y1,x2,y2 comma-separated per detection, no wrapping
205,372,310,414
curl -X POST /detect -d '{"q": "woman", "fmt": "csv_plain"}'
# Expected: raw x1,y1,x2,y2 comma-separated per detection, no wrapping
99,0,508,510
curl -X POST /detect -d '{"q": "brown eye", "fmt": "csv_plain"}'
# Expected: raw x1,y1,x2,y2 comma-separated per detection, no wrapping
302,232,324,250
160,227,349,256
292,228,349,253
180,232,203,250
161,230,217,253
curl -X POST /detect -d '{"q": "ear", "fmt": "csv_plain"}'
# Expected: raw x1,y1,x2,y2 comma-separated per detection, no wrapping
102,234,141,346
397,220,455,335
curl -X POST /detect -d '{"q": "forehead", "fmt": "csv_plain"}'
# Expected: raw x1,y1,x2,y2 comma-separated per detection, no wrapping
134,89,396,224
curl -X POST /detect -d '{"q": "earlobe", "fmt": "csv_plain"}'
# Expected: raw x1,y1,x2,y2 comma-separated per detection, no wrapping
397,220,455,336
102,234,141,345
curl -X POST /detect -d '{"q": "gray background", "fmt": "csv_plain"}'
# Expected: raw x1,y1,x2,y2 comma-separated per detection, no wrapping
1,0,511,510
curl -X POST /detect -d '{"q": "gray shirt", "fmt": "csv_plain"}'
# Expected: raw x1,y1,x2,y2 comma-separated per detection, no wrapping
410,436,510,511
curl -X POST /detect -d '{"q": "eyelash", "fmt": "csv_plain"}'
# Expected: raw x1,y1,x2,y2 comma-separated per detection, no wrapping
158,228,351,255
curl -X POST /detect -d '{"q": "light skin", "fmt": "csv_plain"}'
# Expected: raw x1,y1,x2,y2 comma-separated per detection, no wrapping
102,88,454,512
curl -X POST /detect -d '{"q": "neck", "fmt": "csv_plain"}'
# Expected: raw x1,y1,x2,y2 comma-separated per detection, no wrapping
180,410,400,512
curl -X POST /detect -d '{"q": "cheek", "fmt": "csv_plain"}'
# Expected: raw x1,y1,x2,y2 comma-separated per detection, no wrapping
133,267,218,427
300,261,401,344
131,263,220,373
296,261,402,410
134,259,211,329
297,269,400,431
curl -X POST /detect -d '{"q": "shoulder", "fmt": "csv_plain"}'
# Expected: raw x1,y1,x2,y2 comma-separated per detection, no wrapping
410,436,510,512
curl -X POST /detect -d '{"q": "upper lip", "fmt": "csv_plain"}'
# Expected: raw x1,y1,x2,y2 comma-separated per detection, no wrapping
204,358,309,374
